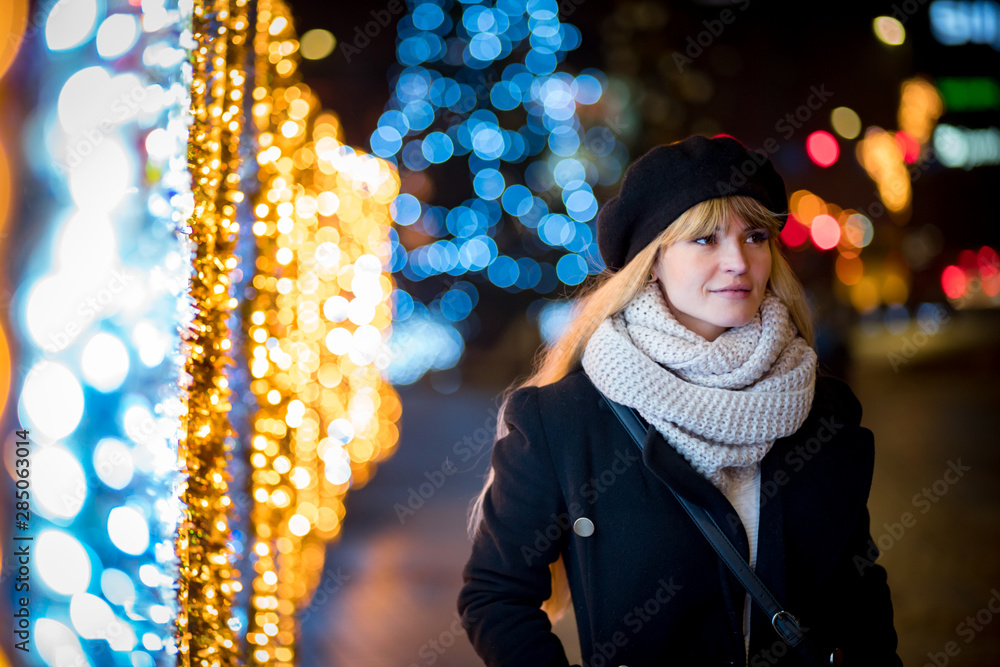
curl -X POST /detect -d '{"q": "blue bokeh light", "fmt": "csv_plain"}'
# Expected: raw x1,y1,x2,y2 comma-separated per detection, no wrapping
556,253,588,285
391,193,422,226
413,3,445,30
373,0,626,382
422,131,455,163
473,168,505,199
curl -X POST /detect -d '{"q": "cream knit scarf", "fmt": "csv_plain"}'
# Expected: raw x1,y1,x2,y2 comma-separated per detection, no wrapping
582,281,818,497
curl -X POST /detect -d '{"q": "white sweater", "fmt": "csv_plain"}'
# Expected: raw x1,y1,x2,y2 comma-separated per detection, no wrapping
721,463,762,667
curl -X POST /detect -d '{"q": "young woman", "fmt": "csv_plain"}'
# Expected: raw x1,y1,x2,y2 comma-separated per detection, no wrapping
457,135,902,667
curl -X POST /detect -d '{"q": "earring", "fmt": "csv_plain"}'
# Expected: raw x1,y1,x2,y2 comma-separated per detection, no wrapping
647,272,656,283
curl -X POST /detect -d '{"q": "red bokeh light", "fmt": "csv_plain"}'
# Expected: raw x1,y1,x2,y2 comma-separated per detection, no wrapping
893,131,920,163
940,265,967,299
977,245,999,273
779,215,809,247
806,131,839,167
810,214,841,250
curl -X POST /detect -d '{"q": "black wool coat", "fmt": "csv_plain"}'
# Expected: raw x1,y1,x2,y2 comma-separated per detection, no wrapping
458,365,903,667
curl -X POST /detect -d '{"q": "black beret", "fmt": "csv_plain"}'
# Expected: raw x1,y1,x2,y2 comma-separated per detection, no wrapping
596,135,789,272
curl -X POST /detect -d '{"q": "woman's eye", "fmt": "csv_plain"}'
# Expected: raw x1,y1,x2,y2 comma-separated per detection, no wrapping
694,235,714,245
748,231,769,243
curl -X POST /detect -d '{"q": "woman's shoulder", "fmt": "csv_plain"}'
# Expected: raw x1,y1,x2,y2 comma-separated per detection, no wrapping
503,364,603,432
812,369,864,427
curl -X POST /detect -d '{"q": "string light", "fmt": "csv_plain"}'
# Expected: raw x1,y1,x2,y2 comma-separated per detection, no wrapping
175,0,250,664
248,1,401,664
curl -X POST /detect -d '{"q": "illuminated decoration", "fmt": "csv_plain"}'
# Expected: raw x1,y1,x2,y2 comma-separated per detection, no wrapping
936,76,1000,111
371,0,625,385
806,130,839,167
932,124,1000,168
11,0,401,665
247,0,401,665
929,0,1000,49
173,0,251,664
11,0,199,664
873,16,906,45
830,106,862,139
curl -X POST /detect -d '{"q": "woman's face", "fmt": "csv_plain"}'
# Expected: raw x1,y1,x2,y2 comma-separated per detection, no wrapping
651,215,772,342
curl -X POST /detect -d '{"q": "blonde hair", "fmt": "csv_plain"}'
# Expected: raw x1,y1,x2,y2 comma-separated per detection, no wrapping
466,195,815,623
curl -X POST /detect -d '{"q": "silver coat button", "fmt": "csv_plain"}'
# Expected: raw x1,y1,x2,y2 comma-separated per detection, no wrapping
573,517,595,537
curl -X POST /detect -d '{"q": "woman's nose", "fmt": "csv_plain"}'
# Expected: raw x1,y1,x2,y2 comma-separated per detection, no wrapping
720,241,749,272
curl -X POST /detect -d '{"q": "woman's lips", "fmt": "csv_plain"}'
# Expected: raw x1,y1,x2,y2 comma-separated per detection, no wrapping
712,289,751,299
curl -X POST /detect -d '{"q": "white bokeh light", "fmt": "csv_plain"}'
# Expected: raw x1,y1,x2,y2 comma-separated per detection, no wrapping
100,568,136,607
21,361,84,439
96,14,139,59
315,241,341,269
81,332,130,392
24,263,121,351
68,137,132,212
108,506,149,555
57,211,117,275
347,298,376,326
37,530,92,595
45,0,100,51
144,128,173,161
322,295,349,322
58,68,144,135
33,446,87,520
350,325,382,366
36,619,90,667
70,593,114,639
322,442,352,485
132,320,167,367
326,417,355,445
325,327,353,355
148,604,170,624
93,438,135,490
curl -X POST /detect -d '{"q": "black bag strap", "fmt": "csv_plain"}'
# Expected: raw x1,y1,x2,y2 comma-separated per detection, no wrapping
602,393,843,667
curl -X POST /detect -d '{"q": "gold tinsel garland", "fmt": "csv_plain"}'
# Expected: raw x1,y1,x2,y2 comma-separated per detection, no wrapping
175,0,249,665
175,0,401,663
247,1,401,664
